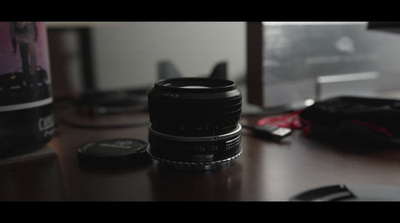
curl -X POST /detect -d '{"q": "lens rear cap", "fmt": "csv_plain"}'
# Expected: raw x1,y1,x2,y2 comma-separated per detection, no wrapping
77,138,151,168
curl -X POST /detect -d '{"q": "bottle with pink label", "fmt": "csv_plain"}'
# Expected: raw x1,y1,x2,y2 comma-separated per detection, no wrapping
0,22,54,158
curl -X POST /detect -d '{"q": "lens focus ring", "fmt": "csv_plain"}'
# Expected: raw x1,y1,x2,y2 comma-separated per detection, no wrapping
148,78,242,137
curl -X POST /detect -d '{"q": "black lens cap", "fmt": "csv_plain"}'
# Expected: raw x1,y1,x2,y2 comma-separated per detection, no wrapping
290,184,400,201
77,138,151,168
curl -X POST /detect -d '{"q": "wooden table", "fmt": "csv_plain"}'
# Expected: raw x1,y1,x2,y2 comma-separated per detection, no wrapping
2,101,400,201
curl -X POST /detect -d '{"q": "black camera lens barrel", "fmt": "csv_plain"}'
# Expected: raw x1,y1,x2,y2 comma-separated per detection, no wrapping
147,77,242,171
148,78,242,137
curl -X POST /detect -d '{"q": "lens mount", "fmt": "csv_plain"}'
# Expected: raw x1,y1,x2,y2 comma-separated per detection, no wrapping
147,146,243,171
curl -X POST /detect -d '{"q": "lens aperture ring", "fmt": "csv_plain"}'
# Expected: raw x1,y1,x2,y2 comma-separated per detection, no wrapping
148,124,241,162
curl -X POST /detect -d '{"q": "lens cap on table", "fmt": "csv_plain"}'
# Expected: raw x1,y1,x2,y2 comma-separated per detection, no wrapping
77,138,151,168
290,184,400,201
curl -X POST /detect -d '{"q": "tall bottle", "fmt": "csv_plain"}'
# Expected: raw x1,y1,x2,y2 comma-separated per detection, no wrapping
0,22,54,158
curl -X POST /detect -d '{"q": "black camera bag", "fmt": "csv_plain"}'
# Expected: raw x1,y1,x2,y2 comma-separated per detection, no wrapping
299,96,400,147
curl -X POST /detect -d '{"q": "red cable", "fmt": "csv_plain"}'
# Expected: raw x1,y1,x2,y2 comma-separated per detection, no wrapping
256,110,312,136
256,111,394,139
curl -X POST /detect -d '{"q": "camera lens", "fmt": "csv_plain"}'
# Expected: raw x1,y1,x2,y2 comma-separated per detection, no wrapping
147,77,242,171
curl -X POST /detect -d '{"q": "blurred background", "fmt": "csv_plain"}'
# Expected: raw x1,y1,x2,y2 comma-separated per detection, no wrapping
46,21,400,113
46,22,246,95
